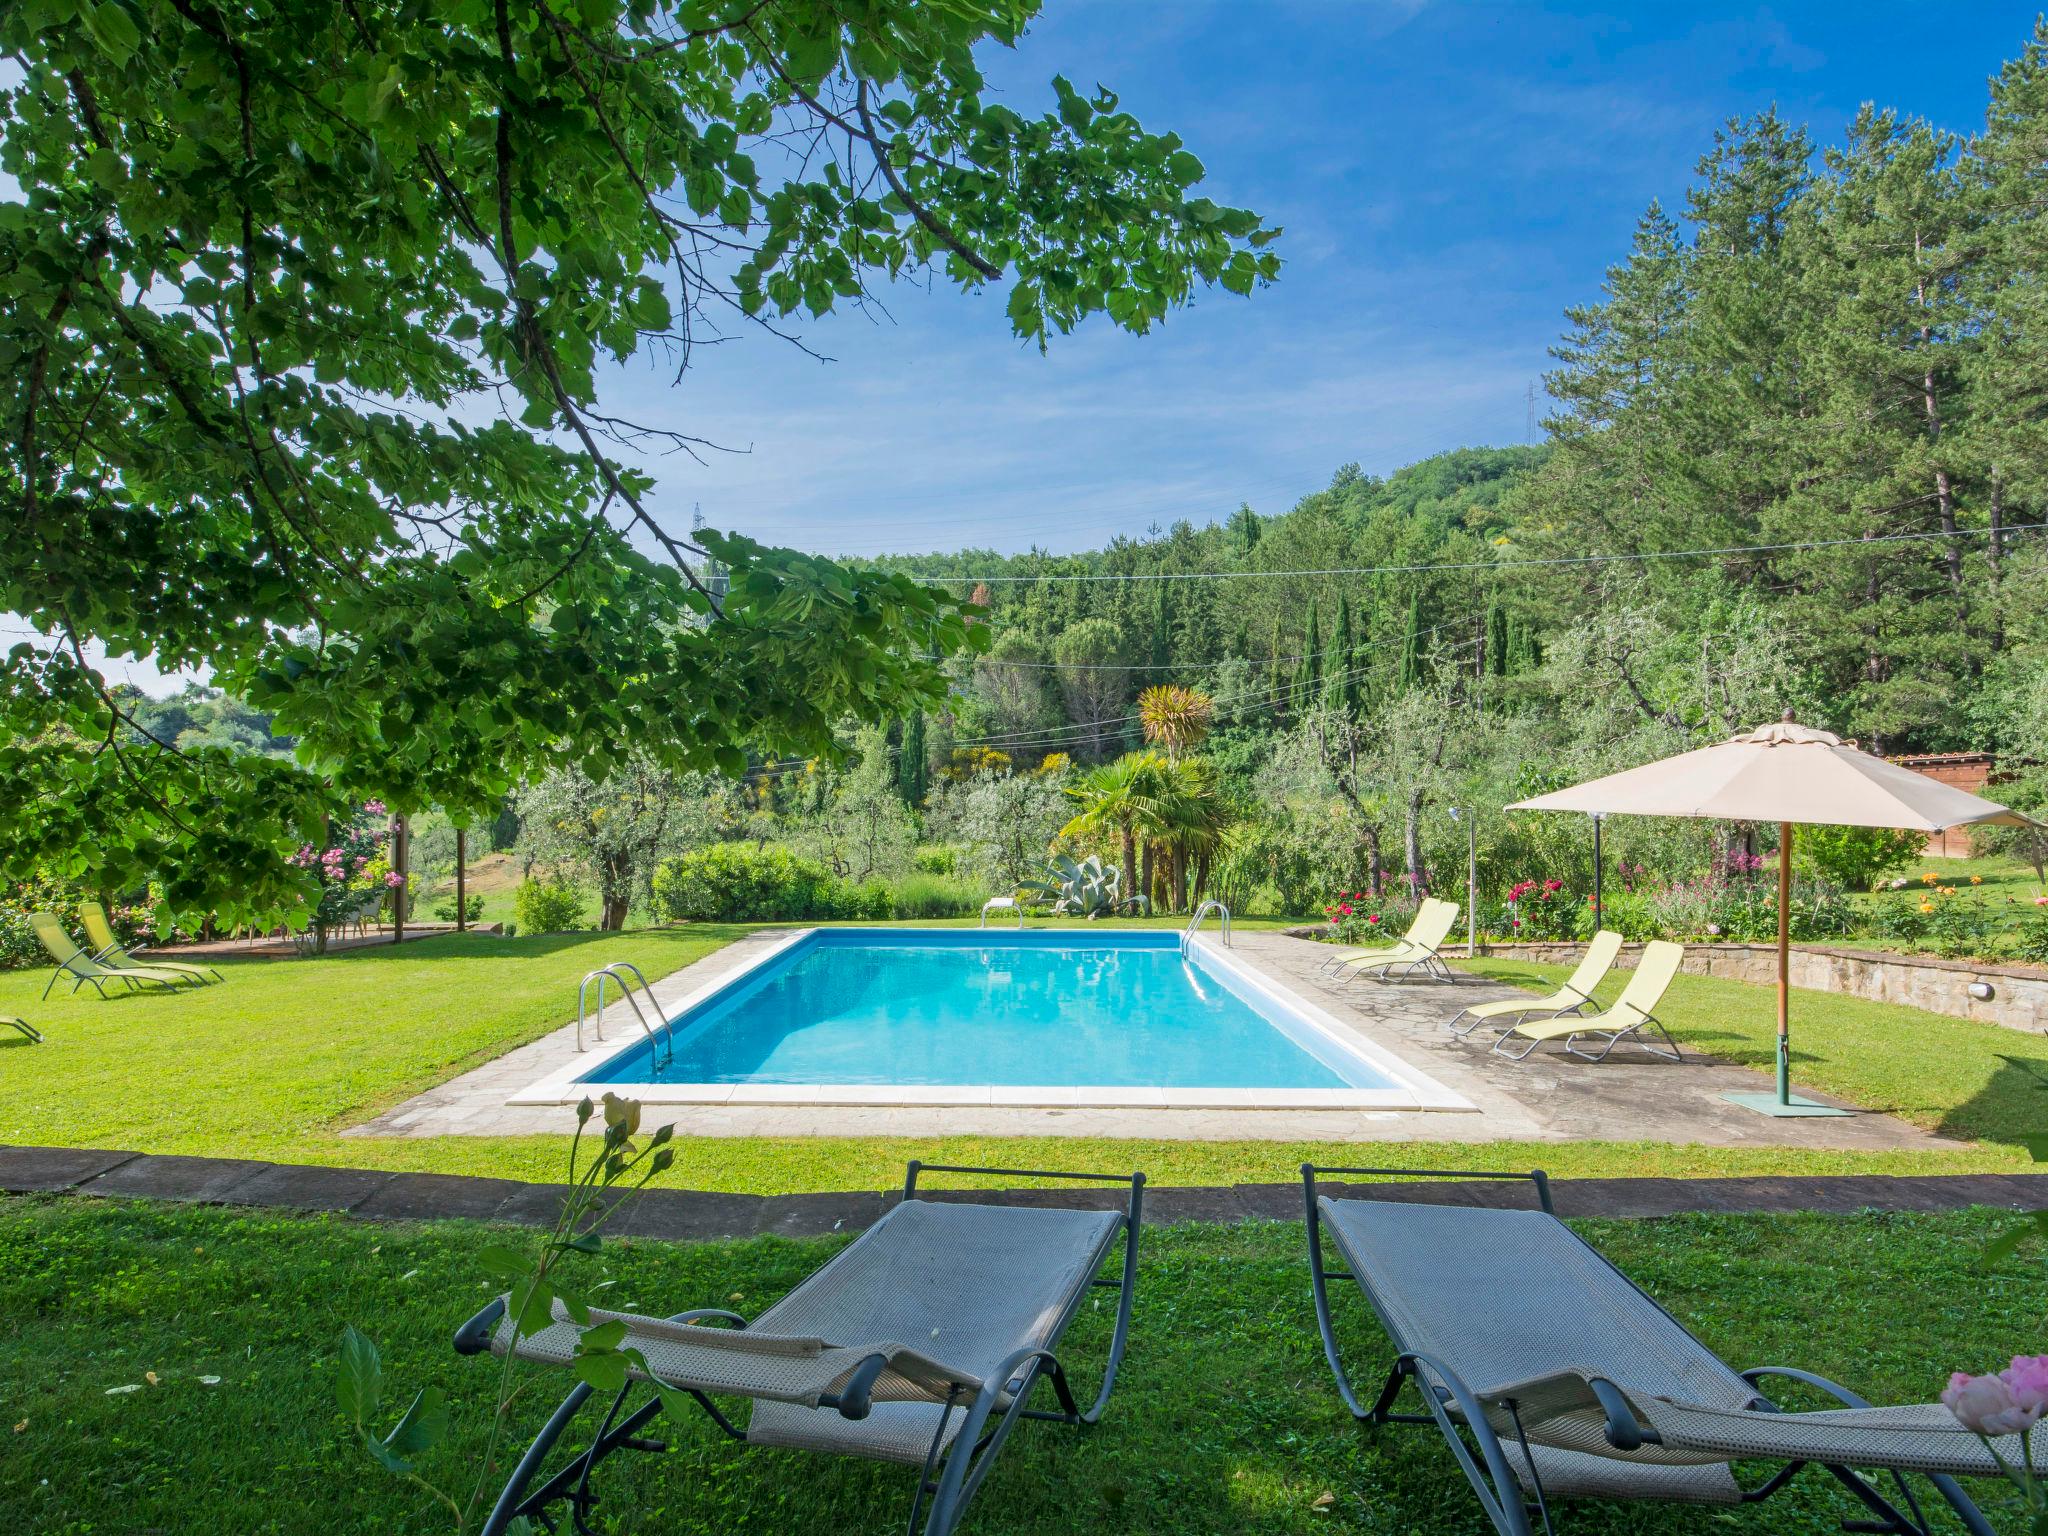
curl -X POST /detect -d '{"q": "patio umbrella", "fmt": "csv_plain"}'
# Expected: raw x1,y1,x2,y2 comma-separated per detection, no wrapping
1508,714,2027,1115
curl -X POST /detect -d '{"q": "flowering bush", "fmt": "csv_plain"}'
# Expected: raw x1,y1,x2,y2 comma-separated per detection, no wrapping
288,804,391,949
1500,877,1583,941
1321,890,1419,946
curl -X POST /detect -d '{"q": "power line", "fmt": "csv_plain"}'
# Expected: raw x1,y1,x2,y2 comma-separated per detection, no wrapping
895,521,2048,585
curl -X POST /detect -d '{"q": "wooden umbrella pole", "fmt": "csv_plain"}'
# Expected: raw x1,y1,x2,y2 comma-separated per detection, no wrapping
455,828,467,933
1777,820,1792,1104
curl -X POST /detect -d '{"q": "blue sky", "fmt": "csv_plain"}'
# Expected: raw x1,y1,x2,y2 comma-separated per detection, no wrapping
615,0,2038,560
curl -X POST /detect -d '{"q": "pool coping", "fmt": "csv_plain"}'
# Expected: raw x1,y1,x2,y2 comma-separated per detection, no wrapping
506,927,1477,1114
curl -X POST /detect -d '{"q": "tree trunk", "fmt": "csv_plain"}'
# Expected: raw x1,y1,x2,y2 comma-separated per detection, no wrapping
601,894,630,931
1989,469,2006,653
1917,264,1964,597
1120,828,1138,910
1193,849,1211,908
1139,839,1155,914
1403,787,1426,897
455,828,467,932
1363,824,1385,897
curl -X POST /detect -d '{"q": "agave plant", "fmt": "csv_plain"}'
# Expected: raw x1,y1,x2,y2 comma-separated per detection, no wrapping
1019,853,1147,918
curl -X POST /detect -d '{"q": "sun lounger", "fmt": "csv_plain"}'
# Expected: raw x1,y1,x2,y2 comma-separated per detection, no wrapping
1330,899,1461,984
1,1016,41,1043
79,900,221,983
455,1161,1144,1536
30,913,199,1000
1449,930,1623,1038
1303,1165,2003,1536
1493,939,1683,1061
1316,898,1447,976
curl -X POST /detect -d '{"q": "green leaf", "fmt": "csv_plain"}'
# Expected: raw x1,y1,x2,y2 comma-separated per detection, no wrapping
571,1352,628,1392
383,1386,449,1462
578,1319,629,1352
335,1325,382,1426
1166,150,1205,186
476,1244,532,1283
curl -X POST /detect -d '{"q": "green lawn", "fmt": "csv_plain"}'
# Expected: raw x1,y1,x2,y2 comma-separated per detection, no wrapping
0,1195,2029,1535
1459,956,2048,1149
1,922,2043,1190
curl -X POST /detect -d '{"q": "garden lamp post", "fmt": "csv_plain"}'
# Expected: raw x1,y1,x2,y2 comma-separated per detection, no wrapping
1510,714,2026,1115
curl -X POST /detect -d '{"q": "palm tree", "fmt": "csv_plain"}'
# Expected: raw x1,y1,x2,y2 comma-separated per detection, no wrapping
1150,756,1234,912
1061,752,1169,905
1137,684,1215,760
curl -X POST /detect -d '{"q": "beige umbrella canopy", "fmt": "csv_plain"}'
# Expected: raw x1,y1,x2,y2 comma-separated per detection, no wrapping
1509,715,2026,1113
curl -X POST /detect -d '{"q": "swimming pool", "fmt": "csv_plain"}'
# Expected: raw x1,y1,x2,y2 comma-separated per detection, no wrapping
512,929,1471,1111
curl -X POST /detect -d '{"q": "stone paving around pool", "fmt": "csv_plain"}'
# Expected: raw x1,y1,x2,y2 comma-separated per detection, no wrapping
351,930,1961,1149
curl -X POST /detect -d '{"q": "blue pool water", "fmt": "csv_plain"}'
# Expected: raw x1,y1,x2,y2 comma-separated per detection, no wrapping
577,930,1393,1090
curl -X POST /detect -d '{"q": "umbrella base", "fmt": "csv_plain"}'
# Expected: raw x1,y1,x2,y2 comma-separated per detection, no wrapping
1721,1091,1853,1119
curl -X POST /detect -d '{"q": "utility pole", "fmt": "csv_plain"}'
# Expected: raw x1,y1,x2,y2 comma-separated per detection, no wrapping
1525,381,1537,444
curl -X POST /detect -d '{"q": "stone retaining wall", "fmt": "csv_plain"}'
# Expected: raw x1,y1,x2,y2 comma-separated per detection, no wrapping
1482,939,2046,1034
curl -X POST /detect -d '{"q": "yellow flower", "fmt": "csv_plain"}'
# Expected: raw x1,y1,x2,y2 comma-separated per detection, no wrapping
1970,874,1983,885
1921,871,1938,884
1919,901,1935,913
1939,886,1956,897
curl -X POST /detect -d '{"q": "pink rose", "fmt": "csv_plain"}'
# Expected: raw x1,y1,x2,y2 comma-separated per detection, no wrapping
1944,1371,2045,1437
2003,1355,2048,1415
1366,914,1380,925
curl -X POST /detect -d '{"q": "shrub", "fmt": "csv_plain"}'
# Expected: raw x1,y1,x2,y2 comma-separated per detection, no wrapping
2015,898,2048,965
910,845,959,876
431,893,485,924
887,873,986,918
513,876,585,933
1799,825,1922,891
650,844,872,922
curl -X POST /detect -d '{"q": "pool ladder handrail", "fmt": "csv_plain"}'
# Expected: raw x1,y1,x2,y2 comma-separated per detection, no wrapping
576,961,671,1071
1181,900,1231,956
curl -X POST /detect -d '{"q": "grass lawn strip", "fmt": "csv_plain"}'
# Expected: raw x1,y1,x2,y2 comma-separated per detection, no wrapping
0,1195,2032,1535
0,925,2042,1190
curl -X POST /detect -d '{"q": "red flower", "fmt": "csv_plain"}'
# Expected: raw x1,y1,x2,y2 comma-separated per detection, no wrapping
1366,914,1381,925
1337,903,1354,916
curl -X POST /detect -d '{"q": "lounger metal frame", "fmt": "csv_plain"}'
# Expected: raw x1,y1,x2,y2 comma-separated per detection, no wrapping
1488,1005,1682,1063
1302,1164,1993,1536
454,1161,1144,1536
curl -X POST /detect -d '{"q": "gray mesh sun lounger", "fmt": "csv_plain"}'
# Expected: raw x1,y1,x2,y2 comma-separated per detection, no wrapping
455,1162,1144,1536
1303,1165,2011,1536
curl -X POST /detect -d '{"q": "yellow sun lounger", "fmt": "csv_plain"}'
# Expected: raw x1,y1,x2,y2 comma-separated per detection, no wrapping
79,900,221,983
1329,898,1461,984
1316,898,1450,976
1494,939,1685,1061
1447,928,1624,1038
31,913,199,1001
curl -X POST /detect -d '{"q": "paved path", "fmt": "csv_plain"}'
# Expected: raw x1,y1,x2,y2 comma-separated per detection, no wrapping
354,929,1959,1150
4,1145,2043,1239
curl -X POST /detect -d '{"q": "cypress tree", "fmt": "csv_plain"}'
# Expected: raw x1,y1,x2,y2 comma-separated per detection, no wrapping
1397,590,1424,693
1149,582,1174,685
896,711,928,807
1485,602,1509,678
1295,602,1322,714
1326,594,1357,714
1268,618,1290,723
